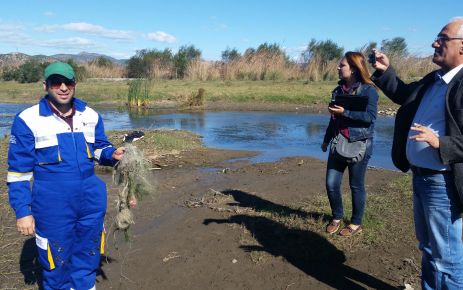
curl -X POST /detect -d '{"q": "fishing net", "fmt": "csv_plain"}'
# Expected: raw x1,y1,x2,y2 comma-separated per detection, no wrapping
112,142,153,238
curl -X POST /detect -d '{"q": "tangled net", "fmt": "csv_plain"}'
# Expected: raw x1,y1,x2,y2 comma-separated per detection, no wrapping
112,143,152,238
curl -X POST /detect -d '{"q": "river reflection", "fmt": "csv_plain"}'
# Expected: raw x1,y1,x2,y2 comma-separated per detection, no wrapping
0,104,396,170
101,110,396,169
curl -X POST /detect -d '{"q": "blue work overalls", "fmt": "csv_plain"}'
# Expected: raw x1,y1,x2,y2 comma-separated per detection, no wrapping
7,97,116,290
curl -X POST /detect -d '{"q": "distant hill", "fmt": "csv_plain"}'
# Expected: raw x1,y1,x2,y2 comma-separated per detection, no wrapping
50,52,127,65
0,52,127,69
0,52,52,68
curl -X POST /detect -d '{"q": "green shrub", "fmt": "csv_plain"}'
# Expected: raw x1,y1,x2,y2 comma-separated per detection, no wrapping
1,68,19,81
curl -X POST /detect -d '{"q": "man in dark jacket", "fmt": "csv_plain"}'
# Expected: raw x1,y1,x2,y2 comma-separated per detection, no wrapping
371,17,463,289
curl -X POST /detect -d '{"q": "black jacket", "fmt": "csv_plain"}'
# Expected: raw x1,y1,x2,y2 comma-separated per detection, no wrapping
372,66,463,200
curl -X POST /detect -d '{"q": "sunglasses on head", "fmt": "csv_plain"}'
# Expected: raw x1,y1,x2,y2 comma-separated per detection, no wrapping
47,76,76,89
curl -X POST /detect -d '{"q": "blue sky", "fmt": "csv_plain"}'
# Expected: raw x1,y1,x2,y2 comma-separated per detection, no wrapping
0,0,462,61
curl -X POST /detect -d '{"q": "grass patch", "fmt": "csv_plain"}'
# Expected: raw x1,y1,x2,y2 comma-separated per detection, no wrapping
144,130,202,152
200,173,414,254
0,79,398,110
295,174,413,248
107,129,202,157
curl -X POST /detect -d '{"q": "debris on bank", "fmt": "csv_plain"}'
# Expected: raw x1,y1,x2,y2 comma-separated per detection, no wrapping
378,108,397,116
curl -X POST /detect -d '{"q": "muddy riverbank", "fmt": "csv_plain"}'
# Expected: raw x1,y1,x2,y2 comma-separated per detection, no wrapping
0,130,419,289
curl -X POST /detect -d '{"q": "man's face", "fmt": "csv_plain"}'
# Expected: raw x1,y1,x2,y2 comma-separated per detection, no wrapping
432,21,463,72
43,75,76,106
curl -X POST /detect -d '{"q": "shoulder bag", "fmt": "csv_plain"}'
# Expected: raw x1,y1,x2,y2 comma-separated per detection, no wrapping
331,133,367,163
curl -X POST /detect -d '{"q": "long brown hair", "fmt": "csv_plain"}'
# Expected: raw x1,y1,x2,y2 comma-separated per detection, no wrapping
344,51,375,86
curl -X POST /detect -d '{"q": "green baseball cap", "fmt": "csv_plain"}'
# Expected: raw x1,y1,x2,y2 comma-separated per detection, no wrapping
44,62,75,80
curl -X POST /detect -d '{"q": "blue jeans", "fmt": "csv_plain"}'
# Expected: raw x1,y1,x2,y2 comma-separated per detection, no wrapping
326,139,372,225
413,172,463,290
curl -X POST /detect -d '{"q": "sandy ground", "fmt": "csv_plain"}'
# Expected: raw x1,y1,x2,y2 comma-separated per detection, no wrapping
0,143,420,290
95,148,419,290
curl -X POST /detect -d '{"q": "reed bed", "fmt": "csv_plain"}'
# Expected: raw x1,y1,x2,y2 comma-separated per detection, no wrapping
82,63,126,78
79,53,434,83
388,55,437,80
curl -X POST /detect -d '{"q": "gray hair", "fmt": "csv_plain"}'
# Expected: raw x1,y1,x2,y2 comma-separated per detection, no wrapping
450,16,463,37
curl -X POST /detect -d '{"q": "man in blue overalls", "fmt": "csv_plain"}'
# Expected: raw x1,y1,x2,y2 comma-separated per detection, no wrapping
7,62,125,289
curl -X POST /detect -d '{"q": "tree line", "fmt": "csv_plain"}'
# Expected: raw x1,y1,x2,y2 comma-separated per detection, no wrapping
1,37,424,83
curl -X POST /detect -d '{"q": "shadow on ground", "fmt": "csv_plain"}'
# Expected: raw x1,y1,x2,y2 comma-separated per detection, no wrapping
19,238,42,288
203,189,398,290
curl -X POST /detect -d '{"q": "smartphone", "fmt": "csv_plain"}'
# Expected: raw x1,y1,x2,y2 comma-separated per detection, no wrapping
368,52,376,64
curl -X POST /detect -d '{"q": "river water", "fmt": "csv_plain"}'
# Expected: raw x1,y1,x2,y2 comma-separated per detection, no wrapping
0,103,396,170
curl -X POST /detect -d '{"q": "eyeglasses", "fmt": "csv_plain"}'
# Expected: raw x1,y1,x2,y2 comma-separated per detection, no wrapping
434,35,463,45
47,77,76,89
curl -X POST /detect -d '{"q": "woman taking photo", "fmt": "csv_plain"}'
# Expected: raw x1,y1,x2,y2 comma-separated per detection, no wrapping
321,51,379,236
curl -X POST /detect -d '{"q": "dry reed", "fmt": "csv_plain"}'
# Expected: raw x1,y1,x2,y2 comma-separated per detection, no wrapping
186,60,221,81
388,55,437,80
80,53,436,82
83,63,125,78
148,60,173,80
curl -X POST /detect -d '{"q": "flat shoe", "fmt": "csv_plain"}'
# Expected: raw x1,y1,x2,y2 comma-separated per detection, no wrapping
339,225,362,237
326,220,341,234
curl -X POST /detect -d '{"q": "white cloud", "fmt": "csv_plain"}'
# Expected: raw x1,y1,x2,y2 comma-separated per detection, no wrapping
0,32,30,44
44,11,55,17
35,24,59,32
0,20,175,57
0,22,31,45
35,22,136,41
40,37,97,49
0,22,25,32
62,22,135,40
146,31,176,43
